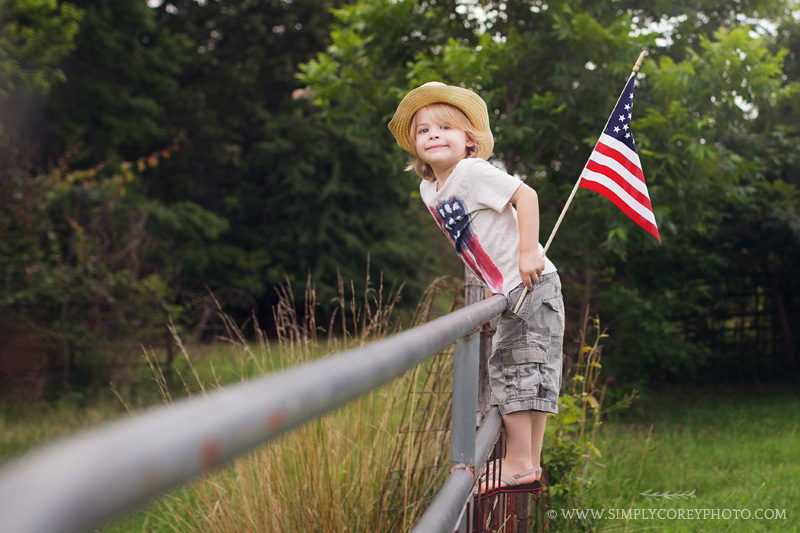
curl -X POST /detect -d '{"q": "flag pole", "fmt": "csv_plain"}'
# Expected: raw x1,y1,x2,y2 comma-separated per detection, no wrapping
513,50,646,314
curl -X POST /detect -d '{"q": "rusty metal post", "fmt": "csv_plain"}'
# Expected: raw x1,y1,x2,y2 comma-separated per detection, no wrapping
515,492,531,532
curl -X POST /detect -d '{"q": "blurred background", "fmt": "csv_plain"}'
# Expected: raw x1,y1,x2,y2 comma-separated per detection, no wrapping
1,0,798,403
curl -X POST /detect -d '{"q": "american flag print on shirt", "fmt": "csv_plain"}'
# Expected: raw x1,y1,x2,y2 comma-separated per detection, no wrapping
429,196,504,293
579,75,661,242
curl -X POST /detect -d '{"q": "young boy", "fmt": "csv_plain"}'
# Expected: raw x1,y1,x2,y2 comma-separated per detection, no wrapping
388,82,565,495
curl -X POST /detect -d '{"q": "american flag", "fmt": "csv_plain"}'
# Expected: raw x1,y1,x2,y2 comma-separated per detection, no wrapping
579,75,660,241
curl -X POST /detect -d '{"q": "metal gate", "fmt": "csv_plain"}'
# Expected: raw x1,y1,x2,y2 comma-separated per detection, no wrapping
0,294,540,533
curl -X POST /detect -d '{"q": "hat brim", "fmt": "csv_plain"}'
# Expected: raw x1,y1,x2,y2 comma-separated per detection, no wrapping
388,83,493,160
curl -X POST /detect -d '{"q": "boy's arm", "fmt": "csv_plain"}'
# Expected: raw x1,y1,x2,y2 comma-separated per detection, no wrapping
510,183,545,290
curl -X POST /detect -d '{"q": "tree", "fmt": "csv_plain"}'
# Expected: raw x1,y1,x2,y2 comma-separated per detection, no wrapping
0,0,82,95
0,1,229,396
0,0,82,172
41,0,190,168
0,155,228,396
300,0,800,387
141,0,447,313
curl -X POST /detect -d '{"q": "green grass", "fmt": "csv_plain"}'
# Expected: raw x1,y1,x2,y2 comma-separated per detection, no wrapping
100,374,433,532
0,399,122,462
2,339,453,533
3,284,796,533
0,341,266,465
3,278,457,532
573,387,800,533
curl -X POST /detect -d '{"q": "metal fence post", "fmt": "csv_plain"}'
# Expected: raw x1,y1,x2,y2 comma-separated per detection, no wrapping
451,332,480,470
464,267,492,425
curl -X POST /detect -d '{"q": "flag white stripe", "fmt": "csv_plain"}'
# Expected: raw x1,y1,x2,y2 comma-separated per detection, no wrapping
582,169,658,226
598,133,643,169
588,150,651,199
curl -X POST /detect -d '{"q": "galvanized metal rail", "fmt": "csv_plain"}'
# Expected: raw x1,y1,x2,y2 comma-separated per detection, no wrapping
0,294,508,533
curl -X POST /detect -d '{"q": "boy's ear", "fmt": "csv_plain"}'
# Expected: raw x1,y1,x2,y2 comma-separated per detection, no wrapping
466,138,476,147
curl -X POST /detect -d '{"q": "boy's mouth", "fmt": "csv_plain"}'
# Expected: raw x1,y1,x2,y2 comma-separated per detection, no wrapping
427,144,448,150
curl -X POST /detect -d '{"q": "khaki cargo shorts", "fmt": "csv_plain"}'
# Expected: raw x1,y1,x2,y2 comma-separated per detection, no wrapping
489,273,564,415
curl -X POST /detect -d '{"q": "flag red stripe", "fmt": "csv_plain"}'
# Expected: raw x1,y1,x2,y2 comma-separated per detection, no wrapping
594,141,645,182
584,159,653,212
580,178,661,241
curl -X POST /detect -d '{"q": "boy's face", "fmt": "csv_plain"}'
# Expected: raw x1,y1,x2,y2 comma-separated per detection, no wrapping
413,107,475,178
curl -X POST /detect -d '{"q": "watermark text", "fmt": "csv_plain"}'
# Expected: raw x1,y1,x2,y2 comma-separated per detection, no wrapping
549,508,787,521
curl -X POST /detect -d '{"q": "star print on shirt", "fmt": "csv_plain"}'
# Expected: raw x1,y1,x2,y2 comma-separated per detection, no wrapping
428,196,504,293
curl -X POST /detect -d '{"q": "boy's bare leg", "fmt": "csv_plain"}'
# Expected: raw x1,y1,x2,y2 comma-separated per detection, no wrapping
530,410,547,479
477,411,538,492
502,410,533,472
503,410,545,482
476,410,546,492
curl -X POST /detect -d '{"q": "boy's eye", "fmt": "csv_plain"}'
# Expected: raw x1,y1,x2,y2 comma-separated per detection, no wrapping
441,125,450,130
418,128,428,134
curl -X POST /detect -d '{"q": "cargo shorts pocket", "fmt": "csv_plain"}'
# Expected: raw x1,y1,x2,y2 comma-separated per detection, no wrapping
541,295,564,338
499,344,546,366
494,344,547,401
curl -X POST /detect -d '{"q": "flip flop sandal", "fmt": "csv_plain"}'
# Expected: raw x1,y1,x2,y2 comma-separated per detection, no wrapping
498,467,542,495
473,466,542,501
472,464,502,503
476,461,502,483
473,463,503,500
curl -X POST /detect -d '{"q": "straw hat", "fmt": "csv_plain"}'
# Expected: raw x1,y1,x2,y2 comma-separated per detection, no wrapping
388,82,494,160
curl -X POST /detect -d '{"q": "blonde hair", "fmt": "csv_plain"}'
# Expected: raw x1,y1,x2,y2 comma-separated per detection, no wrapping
407,103,492,181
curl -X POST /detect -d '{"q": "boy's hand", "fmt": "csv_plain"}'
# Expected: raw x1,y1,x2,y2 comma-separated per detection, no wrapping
519,248,545,290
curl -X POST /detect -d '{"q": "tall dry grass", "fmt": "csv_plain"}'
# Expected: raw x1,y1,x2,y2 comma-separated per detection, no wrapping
128,273,461,532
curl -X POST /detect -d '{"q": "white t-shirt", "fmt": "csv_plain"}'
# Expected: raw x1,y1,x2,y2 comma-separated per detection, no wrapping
419,158,557,296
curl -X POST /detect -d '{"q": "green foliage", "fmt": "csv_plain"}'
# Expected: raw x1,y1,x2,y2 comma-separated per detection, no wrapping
0,156,227,395
300,0,800,390
138,0,443,312
0,0,82,96
545,313,633,517
2,0,799,397
0,0,83,178
42,0,190,166
605,25,800,384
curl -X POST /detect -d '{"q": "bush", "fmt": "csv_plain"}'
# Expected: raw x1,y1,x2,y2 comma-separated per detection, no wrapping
545,309,635,531
0,158,219,397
